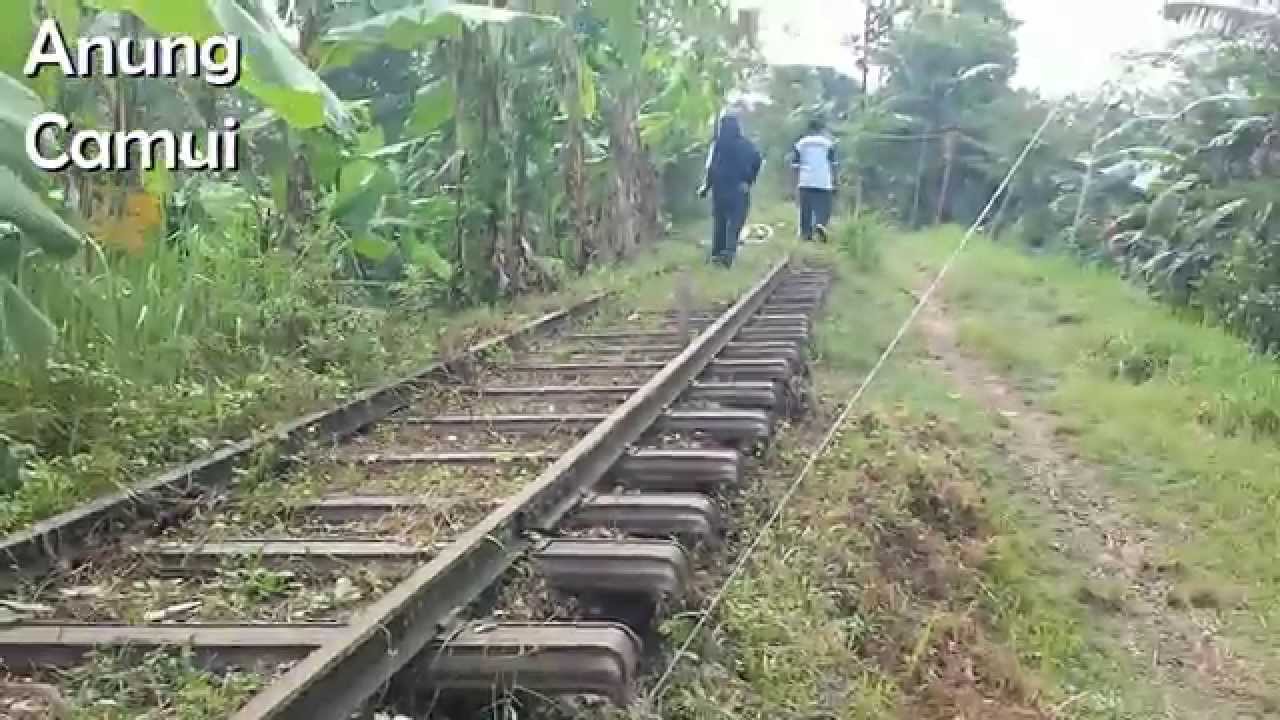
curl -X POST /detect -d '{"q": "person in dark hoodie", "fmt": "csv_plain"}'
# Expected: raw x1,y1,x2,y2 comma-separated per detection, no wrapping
697,112,762,268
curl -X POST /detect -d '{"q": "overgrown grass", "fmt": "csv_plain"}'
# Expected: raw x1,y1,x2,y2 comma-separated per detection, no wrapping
54,648,264,720
654,387,1139,719
650,219,1142,719
896,228,1280,647
0,207,802,716
0,218,788,535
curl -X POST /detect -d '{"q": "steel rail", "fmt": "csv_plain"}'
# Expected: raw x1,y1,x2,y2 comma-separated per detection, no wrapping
0,293,610,581
233,257,793,720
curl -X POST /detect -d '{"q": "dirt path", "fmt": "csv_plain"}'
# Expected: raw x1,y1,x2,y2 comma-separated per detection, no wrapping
913,279,1277,720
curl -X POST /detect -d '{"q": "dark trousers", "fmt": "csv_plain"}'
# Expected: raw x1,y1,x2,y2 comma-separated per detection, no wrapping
711,187,749,266
798,187,833,240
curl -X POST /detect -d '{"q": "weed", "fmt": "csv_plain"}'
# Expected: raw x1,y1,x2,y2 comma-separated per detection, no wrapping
833,210,888,272
649,221,1135,720
898,227,1280,654
55,647,263,720
0,226,761,534
1076,578,1133,615
1167,575,1249,611
652,404,1117,719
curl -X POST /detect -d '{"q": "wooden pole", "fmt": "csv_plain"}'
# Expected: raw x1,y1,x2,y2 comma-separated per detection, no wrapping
935,129,956,225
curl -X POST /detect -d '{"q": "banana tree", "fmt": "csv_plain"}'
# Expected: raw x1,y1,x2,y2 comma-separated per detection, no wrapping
57,0,364,253
1164,0,1280,36
319,2,567,300
88,0,355,133
316,0,743,297
0,73,85,363
1101,92,1279,312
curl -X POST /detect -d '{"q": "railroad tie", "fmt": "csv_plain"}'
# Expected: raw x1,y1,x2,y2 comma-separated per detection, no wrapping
0,259,836,717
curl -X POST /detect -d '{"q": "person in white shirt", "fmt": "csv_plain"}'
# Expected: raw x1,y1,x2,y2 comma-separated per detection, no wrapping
788,119,838,242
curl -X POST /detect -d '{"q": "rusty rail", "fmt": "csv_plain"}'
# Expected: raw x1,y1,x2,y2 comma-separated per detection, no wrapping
0,256,837,720
0,295,610,580
233,258,792,720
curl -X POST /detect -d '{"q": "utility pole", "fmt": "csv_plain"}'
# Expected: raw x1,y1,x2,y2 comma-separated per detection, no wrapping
734,7,760,51
853,0,897,102
936,128,957,224
859,2,873,96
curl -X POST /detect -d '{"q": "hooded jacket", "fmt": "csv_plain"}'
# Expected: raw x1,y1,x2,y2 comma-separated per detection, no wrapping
704,115,762,194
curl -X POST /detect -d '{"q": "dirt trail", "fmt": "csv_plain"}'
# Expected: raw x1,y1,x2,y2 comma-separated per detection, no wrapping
913,279,1277,720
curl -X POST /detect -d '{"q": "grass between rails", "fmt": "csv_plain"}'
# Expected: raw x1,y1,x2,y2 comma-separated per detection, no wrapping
0,220,791,537
896,229,1280,667
38,649,265,720
3,220,796,719
649,215,1146,719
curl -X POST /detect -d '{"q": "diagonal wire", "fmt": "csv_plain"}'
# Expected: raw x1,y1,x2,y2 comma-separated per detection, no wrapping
643,104,1062,707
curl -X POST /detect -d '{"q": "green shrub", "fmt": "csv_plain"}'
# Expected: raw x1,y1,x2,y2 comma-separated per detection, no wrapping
835,210,888,271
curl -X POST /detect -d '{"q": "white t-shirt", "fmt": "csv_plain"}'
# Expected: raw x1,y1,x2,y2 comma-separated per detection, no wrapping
791,134,836,190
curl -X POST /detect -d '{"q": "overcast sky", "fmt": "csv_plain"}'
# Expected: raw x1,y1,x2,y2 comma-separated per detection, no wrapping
730,0,1190,97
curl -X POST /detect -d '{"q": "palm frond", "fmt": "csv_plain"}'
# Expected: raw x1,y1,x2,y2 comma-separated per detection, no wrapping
1163,1,1280,35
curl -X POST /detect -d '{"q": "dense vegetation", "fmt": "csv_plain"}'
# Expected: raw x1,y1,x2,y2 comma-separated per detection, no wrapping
3,0,1278,535
0,0,755,529
745,1,1280,358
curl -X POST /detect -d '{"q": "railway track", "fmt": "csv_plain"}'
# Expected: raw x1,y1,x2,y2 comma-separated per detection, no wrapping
0,257,832,719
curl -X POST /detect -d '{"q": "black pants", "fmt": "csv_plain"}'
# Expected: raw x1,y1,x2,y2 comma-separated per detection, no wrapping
798,187,833,240
711,187,749,266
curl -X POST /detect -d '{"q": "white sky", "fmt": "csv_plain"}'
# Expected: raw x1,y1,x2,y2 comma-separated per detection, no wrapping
730,0,1191,97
